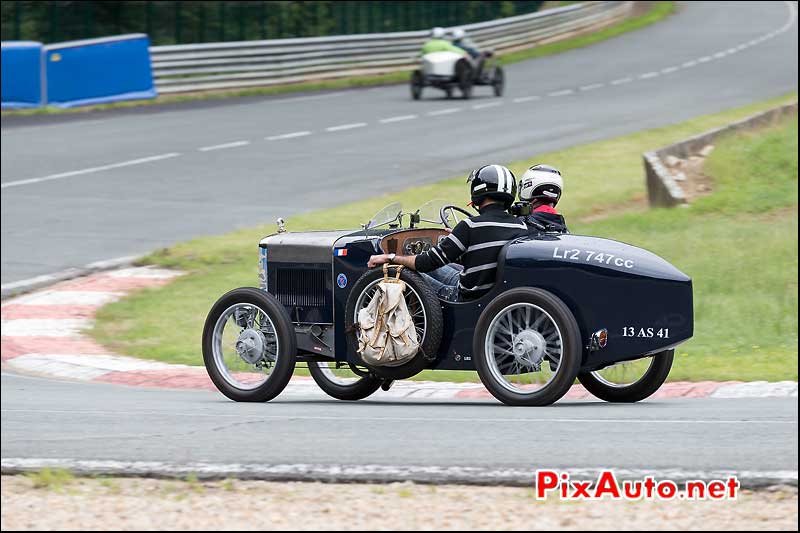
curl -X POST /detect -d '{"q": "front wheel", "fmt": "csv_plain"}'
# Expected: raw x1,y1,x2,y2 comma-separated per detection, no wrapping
410,70,423,100
474,288,581,406
202,287,297,402
578,350,674,403
307,361,382,401
492,66,505,97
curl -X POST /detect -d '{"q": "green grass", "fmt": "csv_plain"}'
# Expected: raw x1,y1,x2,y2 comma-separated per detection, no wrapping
498,1,675,66
90,94,798,383
1,2,673,118
25,468,75,491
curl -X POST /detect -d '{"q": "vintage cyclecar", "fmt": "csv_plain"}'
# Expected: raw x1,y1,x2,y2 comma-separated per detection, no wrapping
202,201,693,406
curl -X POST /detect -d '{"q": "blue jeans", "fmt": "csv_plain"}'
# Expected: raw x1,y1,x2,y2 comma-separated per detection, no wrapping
420,264,463,302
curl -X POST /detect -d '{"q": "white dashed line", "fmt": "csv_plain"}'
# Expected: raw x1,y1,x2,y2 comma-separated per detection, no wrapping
713,51,727,59
580,83,604,91
428,108,462,116
611,77,633,85
661,66,679,74
697,56,712,63
512,95,540,103
548,89,574,97
639,71,659,79
682,60,697,68
472,101,503,109
727,47,738,54
198,140,250,152
266,131,311,140
379,114,418,124
326,122,367,132
1,153,182,190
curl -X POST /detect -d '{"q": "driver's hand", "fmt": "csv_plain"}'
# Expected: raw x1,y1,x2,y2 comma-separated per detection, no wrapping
445,228,452,233
368,254,390,268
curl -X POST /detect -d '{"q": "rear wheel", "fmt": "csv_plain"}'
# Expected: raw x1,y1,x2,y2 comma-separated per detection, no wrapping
578,350,674,403
307,360,382,401
410,70,423,100
474,288,581,406
202,287,297,402
456,60,473,99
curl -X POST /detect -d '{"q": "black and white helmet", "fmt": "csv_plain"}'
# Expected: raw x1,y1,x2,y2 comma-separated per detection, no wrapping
519,164,563,205
467,164,517,208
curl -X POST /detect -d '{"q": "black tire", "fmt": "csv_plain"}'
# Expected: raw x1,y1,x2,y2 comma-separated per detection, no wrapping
410,70,423,100
202,287,297,402
474,288,581,406
444,86,453,99
307,360,382,401
578,350,674,403
456,59,473,99
492,66,505,97
345,267,443,380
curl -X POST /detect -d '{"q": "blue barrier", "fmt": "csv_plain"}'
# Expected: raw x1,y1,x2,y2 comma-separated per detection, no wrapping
44,34,157,108
1,41,44,109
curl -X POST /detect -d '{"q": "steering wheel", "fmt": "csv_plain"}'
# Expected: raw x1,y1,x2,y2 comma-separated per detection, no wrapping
439,205,473,229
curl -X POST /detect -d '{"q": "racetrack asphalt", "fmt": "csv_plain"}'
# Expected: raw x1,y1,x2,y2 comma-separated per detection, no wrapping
1,372,797,485
1,1,797,285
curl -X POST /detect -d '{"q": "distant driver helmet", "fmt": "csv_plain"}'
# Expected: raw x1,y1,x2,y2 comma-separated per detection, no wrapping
450,27,466,40
519,164,563,205
431,27,446,39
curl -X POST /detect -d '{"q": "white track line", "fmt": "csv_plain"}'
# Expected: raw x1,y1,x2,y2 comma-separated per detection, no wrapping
660,66,679,74
611,77,633,85
428,107,462,116
639,71,659,79
266,131,311,140
326,122,367,132
378,114,418,124
197,140,249,152
512,95,540,103
1,409,796,425
580,83,604,91
1,153,181,190
548,89,574,97
472,101,503,109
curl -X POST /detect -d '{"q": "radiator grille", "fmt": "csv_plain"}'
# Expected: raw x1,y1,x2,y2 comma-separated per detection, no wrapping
275,268,328,308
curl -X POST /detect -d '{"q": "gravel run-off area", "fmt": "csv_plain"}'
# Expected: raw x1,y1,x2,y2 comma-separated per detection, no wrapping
1,475,798,530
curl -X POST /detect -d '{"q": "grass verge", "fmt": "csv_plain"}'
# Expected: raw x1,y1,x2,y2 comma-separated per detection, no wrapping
1,2,674,118
89,93,798,383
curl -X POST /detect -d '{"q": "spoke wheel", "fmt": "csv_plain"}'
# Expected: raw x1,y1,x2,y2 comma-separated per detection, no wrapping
578,350,674,403
345,267,443,380
307,360,382,401
202,288,296,402
474,288,580,406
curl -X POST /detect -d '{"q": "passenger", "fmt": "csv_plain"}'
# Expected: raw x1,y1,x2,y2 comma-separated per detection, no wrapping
517,164,569,233
368,165,527,302
420,27,467,55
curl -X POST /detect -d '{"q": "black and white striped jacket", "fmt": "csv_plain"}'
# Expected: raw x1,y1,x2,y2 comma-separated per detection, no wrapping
415,203,528,299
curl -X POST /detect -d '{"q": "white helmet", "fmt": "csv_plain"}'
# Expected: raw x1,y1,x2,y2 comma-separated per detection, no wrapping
451,27,466,40
519,164,563,205
431,27,445,39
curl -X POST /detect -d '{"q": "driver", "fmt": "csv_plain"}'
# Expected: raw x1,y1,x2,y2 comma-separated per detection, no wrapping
450,27,480,59
517,164,569,233
368,165,527,301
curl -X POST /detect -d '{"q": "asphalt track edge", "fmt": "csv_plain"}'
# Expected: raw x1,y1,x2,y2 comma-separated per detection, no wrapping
1,458,797,489
0,255,143,300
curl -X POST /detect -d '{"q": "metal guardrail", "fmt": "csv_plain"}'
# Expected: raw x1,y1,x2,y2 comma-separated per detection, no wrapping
150,2,633,94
